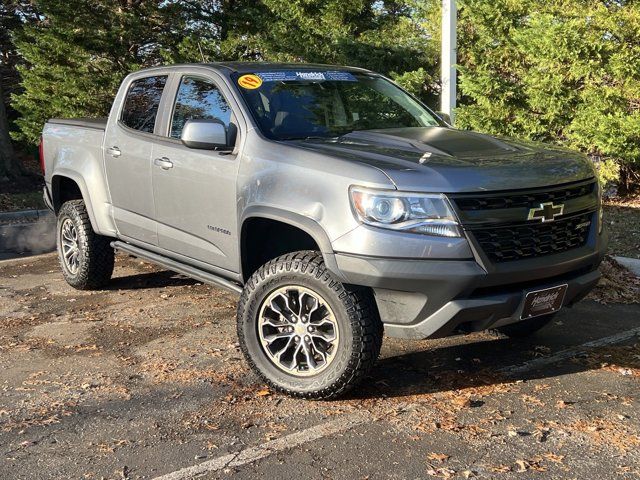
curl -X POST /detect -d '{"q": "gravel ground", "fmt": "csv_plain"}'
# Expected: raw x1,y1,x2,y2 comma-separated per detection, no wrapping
1,254,639,479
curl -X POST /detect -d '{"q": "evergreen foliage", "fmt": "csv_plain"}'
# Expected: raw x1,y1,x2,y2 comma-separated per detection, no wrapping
11,0,436,145
456,0,640,189
4,0,640,189
11,0,188,144
0,1,27,177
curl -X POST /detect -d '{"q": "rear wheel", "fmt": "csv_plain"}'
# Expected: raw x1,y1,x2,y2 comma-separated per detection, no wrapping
57,200,114,290
237,251,383,399
493,313,556,338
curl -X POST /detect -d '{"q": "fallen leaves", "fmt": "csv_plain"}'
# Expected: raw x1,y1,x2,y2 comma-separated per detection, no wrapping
515,458,547,473
138,359,233,385
521,394,545,407
1,401,78,432
588,256,640,304
426,467,455,478
451,395,473,409
427,452,450,463
602,197,640,260
490,464,512,473
543,452,565,464
491,456,554,474
93,439,130,454
540,417,640,454
555,400,574,409
576,343,640,378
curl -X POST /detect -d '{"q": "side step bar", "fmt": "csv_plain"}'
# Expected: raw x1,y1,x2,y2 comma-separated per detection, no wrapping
111,241,242,294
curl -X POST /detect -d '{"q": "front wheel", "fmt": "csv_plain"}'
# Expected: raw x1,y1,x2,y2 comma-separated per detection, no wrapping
237,251,383,399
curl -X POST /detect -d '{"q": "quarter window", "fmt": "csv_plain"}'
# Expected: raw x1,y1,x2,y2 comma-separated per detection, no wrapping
120,76,167,134
171,77,232,139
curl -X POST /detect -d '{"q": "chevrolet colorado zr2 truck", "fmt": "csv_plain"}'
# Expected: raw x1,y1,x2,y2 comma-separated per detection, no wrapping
41,63,607,399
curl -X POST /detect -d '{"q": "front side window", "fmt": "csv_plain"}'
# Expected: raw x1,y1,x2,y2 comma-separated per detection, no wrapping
170,77,232,139
235,71,440,140
120,76,167,134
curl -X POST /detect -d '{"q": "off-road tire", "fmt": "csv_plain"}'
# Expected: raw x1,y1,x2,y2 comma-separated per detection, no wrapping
493,313,556,338
237,251,383,399
57,200,114,290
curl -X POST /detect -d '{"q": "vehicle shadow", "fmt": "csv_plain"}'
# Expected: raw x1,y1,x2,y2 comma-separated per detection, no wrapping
349,323,640,400
101,265,640,402
107,270,200,290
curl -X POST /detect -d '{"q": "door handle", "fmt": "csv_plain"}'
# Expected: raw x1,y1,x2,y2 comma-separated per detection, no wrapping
107,146,121,158
153,157,173,170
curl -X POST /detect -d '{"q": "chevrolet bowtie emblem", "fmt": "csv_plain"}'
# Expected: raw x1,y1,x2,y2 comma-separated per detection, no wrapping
527,202,564,222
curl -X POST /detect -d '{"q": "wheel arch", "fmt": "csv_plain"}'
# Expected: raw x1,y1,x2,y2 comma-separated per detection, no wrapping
51,173,99,231
240,206,342,282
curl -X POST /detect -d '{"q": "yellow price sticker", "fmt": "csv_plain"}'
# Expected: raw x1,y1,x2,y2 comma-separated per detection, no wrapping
238,74,263,89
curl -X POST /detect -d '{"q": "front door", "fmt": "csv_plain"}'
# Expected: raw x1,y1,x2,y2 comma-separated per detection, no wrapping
104,75,168,245
151,75,240,272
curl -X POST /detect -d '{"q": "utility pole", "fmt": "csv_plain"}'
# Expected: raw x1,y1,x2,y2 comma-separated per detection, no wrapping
440,0,457,124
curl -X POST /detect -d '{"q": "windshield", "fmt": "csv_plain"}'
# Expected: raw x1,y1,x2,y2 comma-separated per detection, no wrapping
234,71,440,140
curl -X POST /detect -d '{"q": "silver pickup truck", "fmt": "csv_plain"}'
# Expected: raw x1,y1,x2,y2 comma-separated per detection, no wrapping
41,62,607,398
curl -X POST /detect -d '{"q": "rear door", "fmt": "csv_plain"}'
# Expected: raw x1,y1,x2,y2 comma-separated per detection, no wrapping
151,72,242,272
104,74,168,245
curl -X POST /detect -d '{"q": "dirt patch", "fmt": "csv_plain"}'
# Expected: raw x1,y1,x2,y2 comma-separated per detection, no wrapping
0,252,60,276
25,320,94,347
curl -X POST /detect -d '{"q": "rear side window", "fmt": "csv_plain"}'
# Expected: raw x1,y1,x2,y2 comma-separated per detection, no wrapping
120,76,167,134
170,77,232,139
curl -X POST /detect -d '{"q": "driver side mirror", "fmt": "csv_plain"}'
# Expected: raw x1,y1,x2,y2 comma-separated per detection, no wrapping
436,111,452,125
181,119,234,151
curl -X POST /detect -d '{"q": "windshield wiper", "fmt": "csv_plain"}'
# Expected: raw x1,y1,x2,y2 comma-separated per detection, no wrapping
278,135,336,141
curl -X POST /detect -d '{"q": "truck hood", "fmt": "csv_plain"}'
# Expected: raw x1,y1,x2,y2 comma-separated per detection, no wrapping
285,127,595,192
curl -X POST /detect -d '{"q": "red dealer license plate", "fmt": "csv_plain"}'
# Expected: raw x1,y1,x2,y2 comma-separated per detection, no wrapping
520,284,568,320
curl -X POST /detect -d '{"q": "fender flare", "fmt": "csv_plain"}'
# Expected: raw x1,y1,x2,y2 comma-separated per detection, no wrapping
51,170,99,232
240,205,345,281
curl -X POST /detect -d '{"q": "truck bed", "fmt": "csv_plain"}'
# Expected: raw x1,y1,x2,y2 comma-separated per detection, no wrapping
47,117,107,131
42,118,109,217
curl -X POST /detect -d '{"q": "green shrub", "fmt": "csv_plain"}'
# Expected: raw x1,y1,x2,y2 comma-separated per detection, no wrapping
456,0,640,192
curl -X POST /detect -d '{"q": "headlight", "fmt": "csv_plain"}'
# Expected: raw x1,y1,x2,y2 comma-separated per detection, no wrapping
350,186,462,237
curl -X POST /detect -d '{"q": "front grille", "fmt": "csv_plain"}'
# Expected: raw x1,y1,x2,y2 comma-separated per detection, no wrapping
471,213,593,262
454,182,595,211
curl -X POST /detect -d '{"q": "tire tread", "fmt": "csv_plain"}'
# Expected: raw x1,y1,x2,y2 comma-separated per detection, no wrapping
237,250,383,400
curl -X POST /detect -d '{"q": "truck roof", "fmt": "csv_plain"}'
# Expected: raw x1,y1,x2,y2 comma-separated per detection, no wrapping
129,62,373,76
209,62,372,74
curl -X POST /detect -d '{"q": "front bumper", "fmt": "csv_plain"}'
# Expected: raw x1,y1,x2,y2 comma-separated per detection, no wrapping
334,229,608,340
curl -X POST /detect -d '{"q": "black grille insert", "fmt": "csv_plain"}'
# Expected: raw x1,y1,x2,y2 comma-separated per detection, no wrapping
454,182,596,211
472,213,593,262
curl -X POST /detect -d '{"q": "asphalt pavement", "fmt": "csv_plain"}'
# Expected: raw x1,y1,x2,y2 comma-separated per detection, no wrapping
0,253,639,479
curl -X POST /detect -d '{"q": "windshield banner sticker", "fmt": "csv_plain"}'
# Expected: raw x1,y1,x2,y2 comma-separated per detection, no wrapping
254,71,357,82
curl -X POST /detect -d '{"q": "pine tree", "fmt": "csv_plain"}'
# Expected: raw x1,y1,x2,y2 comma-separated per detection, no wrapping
165,1,439,104
0,1,25,179
11,0,441,147
251,0,438,94
11,0,189,145
456,0,640,191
